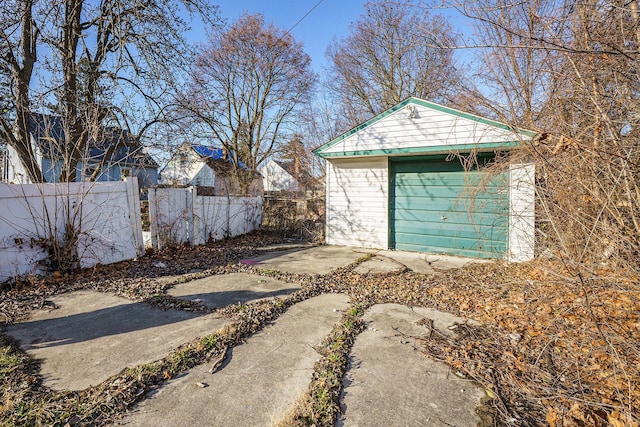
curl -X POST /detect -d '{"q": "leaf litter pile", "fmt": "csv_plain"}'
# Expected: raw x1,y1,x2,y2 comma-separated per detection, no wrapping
1,232,638,426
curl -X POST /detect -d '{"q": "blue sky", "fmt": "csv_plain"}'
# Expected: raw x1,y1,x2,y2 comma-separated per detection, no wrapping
192,1,370,73
188,1,478,74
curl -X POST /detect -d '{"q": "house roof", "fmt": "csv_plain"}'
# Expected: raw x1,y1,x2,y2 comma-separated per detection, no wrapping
29,114,158,168
314,97,536,158
191,144,247,169
273,160,320,190
192,145,227,160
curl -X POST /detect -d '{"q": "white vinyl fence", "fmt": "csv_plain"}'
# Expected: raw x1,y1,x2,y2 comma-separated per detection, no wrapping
148,187,262,250
0,178,144,282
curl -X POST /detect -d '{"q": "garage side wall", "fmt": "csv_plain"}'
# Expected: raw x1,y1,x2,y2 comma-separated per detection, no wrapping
325,157,388,248
509,163,535,262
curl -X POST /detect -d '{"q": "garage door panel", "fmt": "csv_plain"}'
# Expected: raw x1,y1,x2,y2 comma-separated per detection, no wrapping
393,219,507,238
395,233,506,257
393,197,509,212
393,181,508,196
393,212,508,228
390,156,509,259
394,171,506,187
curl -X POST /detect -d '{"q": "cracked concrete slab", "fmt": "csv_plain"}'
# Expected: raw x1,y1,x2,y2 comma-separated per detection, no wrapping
353,254,405,274
167,273,300,309
376,250,489,274
338,303,485,427
3,290,230,390
241,246,375,275
244,245,488,276
121,293,350,427
354,250,483,275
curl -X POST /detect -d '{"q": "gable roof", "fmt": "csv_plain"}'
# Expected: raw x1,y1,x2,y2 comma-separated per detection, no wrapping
314,97,536,158
181,144,261,179
273,160,319,190
86,128,158,168
29,114,158,168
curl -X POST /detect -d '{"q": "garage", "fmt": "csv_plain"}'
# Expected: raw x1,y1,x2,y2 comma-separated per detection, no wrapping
390,155,509,259
314,97,535,261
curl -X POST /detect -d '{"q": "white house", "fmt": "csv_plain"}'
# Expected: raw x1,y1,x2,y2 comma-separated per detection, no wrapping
160,143,262,196
313,97,536,262
260,159,320,193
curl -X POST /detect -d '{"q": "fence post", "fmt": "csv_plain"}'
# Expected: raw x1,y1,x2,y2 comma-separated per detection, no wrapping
148,187,160,251
185,187,193,245
124,177,144,257
191,186,202,246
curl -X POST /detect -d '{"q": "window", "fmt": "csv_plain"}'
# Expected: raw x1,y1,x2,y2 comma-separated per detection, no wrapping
84,167,96,179
178,152,188,169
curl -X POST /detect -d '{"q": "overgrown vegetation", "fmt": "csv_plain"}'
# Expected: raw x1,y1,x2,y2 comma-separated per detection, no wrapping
261,194,325,242
0,232,638,425
456,2,640,424
279,305,365,426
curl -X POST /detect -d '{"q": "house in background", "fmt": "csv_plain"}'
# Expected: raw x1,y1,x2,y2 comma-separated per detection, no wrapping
314,97,536,262
4,114,158,189
260,159,321,194
160,143,263,196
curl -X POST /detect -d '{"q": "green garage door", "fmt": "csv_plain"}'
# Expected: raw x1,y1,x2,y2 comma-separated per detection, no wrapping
390,155,509,259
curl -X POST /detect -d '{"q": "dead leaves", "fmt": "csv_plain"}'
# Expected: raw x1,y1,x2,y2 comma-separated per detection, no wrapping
321,259,639,425
608,410,639,427
547,407,559,427
1,235,638,425
405,260,640,426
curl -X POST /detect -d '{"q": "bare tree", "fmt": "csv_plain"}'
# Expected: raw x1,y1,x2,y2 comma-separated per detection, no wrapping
182,13,316,193
326,0,461,128
0,0,219,183
460,0,640,267
457,0,559,127
451,1,640,424
0,0,44,183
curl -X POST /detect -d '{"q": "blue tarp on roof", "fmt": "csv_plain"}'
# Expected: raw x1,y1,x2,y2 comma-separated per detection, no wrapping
192,145,225,160
192,144,246,168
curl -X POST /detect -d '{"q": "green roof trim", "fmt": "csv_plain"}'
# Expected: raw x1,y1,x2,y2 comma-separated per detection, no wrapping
313,97,536,158
317,141,522,158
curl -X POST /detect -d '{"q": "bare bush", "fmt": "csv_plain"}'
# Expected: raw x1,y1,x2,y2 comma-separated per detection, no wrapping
450,0,640,423
261,193,325,243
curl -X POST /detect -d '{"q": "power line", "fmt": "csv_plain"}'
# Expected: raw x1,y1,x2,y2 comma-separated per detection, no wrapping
286,0,325,35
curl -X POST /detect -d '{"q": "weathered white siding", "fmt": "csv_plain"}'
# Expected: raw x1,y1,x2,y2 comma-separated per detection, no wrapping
325,157,388,248
509,163,535,262
192,162,215,187
323,104,520,155
260,160,299,192
5,144,42,184
160,148,212,186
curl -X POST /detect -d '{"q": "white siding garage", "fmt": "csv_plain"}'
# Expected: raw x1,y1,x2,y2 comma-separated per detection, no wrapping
315,97,536,261
325,157,388,248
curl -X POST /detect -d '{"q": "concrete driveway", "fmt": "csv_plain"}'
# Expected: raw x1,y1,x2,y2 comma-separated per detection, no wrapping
243,244,480,275
2,245,489,426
